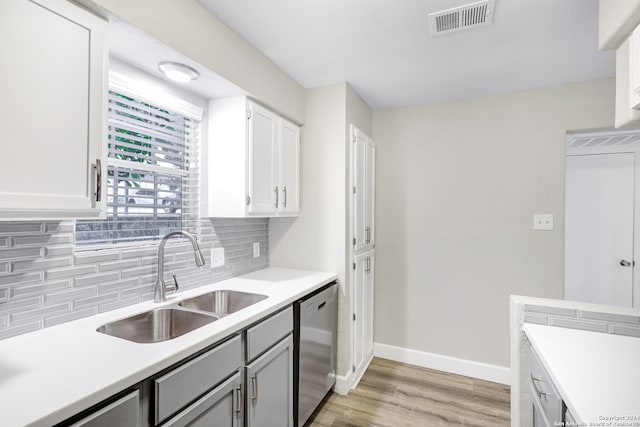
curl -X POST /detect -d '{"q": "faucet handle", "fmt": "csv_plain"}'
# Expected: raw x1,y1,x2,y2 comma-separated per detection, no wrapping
168,272,179,293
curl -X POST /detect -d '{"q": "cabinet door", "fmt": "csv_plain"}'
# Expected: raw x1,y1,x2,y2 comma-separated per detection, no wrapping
246,335,294,427
352,126,375,251
163,372,243,427
278,119,300,215
352,127,368,252
353,250,374,382
364,138,376,247
0,0,106,219
247,102,278,215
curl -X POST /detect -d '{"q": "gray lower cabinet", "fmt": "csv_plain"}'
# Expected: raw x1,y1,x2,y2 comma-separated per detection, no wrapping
163,372,243,427
68,389,141,427
155,334,242,426
59,305,298,427
244,306,294,427
530,347,563,427
246,335,294,427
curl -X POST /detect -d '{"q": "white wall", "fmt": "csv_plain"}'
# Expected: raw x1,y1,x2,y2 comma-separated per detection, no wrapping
78,0,305,123
269,83,372,381
270,84,346,278
270,84,348,374
372,79,615,368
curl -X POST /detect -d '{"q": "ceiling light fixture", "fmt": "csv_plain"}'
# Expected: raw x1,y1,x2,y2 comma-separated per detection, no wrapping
157,61,199,83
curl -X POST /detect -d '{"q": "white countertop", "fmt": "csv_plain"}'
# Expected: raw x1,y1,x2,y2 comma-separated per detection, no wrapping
524,323,640,424
0,267,337,427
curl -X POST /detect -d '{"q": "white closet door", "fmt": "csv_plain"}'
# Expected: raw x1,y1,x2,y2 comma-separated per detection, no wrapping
565,152,634,307
365,139,376,247
353,127,367,252
353,250,374,385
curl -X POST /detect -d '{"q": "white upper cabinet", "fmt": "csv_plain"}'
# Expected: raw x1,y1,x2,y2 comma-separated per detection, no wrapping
278,119,300,215
206,97,300,218
248,102,278,216
352,126,375,252
0,0,107,219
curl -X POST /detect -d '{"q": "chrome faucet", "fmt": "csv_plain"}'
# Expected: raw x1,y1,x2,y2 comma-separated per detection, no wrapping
154,231,206,303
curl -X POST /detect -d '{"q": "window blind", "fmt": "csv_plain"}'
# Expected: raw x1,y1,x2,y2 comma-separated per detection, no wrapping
76,90,200,246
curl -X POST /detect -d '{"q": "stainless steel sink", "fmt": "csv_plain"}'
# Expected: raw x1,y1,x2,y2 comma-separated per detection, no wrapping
97,307,219,343
178,290,267,316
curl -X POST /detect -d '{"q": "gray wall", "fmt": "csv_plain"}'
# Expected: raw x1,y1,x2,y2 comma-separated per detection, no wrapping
372,79,615,367
0,218,268,340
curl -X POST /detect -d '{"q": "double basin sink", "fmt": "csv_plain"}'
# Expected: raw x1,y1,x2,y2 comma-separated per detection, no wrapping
97,290,267,343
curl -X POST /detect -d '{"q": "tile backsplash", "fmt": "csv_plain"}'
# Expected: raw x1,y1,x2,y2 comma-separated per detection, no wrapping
0,218,268,340
524,304,640,338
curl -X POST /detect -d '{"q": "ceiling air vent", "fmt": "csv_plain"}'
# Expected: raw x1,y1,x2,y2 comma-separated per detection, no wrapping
429,0,495,36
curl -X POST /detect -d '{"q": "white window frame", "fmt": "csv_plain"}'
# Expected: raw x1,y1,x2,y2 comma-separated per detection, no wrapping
75,70,204,251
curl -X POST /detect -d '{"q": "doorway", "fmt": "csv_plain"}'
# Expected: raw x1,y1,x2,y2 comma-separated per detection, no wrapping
564,129,640,308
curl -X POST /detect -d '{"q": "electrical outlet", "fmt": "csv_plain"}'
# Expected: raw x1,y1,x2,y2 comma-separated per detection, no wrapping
253,242,260,258
211,247,225,268
533,214,554,231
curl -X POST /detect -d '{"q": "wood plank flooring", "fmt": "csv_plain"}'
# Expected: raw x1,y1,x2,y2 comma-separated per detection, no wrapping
308,357,510,427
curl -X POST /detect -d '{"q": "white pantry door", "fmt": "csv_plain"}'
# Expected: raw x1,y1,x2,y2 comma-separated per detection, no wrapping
565,152,634,307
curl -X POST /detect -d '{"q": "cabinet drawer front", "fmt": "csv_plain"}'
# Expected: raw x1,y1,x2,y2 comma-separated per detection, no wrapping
155,335,242,424
530,347,563,423
70,390,140,427
163,372,242,427
246,306,293,362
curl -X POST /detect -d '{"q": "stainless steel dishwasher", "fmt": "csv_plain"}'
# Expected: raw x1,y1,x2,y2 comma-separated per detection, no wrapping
294,281,338,426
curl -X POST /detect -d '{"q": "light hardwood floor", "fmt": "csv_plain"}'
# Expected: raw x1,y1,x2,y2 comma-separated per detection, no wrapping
308,357,510,427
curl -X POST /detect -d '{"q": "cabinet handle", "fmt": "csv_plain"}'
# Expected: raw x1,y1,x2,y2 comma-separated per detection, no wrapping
274,186,279,208
365,226,370,244
283,186,287,208
251,374,258,402
234,384,243,416
530,374,548,398
95,159,102,202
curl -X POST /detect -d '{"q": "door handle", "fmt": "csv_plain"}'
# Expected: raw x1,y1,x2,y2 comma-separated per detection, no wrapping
620,259,634,267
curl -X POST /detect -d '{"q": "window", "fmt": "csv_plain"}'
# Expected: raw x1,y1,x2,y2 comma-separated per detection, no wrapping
76,77,201,247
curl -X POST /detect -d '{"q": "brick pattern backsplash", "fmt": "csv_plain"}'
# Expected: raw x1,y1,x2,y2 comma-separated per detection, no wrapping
0,218,268,340
524,304,640,338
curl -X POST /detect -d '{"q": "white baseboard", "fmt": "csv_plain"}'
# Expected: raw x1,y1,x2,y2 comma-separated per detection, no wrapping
373,342,511,385
334,353,374,395
334,371,353,395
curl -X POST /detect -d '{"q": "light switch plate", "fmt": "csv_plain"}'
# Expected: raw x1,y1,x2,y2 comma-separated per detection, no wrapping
253,242,260,258
211,247,225,268
533,214,554,231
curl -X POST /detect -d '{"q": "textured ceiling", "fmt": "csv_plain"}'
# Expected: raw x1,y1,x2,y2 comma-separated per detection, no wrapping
197,0,615,109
